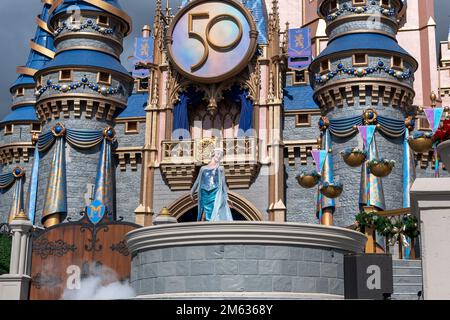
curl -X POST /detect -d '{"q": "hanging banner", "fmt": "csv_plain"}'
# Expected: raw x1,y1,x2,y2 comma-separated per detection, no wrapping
358,125,376,151
132,37,153,78
288,28,312,69
424,107,444,133
312,150,328,173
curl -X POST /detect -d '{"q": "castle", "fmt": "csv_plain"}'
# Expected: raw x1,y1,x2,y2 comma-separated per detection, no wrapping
0,0,447,300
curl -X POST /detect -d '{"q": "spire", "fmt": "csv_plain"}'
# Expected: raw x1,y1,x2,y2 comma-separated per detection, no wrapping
11,0,55,92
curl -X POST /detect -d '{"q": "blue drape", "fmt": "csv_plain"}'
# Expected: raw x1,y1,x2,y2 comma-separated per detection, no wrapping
42,136,67,225
8,176,24,223
90,139,115,224
38,126,116,226
26,147,40,223
238,91,253,135
173,94,190,140
320,130,335,212
359,134,385,210
403,132,415,208
328,114,405,138
0,172,15,189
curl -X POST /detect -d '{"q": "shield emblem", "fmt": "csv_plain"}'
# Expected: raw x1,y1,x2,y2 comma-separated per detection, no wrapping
87,199,106,224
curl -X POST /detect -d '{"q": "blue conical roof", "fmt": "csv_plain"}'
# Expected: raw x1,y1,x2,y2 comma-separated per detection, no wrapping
2,2,55,124
10,2,54,93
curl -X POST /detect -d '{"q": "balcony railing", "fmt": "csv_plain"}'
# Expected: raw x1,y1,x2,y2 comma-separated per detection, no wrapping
160,137,259,190
161,137,258,165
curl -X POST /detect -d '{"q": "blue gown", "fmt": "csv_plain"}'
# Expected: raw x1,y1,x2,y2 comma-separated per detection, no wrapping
190,166,233,222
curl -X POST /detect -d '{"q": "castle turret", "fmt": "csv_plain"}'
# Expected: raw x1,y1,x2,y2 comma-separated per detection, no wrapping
0,0,55,224
309,0,417,226
33,0,134,227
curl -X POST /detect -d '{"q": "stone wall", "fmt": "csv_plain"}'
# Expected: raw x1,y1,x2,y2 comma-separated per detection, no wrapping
131,244,344,298
115,162,141,223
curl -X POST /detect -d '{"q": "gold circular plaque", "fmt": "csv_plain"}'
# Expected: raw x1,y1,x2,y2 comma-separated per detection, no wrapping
166,0,258,83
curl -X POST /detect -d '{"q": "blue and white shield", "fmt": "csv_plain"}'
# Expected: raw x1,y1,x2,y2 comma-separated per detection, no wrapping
87,199,106,224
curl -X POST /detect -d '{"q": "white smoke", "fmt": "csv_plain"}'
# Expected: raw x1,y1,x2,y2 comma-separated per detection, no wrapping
61,264,135,300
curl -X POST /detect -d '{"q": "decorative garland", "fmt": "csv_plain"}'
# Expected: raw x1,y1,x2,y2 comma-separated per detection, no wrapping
53,19,114,36
326,1,396,21
35,76,122,98
315,60,413,85
355,211,420,241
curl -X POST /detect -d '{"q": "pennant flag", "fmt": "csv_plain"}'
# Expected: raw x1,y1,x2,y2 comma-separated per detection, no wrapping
358,125,376,151
424,108,444,133
312,150,328,173
288,28,312,69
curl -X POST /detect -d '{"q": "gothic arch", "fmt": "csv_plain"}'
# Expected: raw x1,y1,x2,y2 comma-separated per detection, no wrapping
167,191,263,221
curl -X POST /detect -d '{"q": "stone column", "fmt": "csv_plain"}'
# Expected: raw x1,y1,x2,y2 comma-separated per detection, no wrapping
410,177,450,300
0,210,33,300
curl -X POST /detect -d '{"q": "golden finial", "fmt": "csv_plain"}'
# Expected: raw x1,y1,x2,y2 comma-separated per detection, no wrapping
31,132,39,145
14,209,29,221
431,91,437,107
160,207,171,216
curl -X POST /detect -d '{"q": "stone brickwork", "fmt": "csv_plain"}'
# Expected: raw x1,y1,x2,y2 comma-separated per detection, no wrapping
285,158,318,224
115,122,146,147
283,114,320,141
131,244,344,298
115,162,142,223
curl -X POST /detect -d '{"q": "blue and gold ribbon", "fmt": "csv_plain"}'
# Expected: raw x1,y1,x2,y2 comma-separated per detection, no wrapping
359,134,386,210
321,130,335,213
88,128,116,224
7,167,26,223
26,147,40,224
42,135,67,228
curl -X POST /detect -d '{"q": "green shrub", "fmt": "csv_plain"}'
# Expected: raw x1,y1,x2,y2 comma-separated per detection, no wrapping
0,235,12,275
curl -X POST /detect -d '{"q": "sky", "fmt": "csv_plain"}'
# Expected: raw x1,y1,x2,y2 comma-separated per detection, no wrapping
0,0,449,119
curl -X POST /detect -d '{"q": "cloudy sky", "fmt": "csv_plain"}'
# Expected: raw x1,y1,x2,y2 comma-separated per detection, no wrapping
0,0,449,119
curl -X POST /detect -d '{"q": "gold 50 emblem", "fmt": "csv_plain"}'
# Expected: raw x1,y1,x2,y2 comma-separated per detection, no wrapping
188,13,243,71
167,0,258,83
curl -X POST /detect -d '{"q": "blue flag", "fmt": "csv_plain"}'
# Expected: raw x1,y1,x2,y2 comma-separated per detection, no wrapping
288,28,312,69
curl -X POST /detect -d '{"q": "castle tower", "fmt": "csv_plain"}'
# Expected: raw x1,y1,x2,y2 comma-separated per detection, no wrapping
33,0,134,227
309,0,417,226
0,0,55,224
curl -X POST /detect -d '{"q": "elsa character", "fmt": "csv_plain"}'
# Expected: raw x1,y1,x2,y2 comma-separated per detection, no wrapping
190,148,233,222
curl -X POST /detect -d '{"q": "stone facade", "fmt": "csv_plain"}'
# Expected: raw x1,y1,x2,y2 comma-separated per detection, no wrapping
131,244,344,297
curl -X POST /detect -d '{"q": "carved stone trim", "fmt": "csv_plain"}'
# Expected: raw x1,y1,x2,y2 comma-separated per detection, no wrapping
314,79,415,113
0,143,35,165
36,95,124,122
284,139,320,166
114,147,143,172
